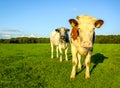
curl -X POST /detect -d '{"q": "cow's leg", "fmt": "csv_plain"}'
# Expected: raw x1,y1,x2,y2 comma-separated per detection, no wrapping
56,46,59,58
77,53,82,71
51,43,54,59
65,47,68,61
85,52,91,79
59,46,63,62
70,45,77,79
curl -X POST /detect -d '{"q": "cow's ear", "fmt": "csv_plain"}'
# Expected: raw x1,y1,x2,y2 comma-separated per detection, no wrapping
95,20,104,28
69,19,78,27
55,29,59,32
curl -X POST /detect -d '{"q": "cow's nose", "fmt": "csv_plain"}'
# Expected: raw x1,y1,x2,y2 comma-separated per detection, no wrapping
61,36,65,39
81,41,92,48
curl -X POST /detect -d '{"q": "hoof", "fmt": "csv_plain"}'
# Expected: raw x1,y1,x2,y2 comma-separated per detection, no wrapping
84,74,90,79
51,56,53,59
70,73,76,79
66,59,68,62
78,66,82,71
70,75,75,79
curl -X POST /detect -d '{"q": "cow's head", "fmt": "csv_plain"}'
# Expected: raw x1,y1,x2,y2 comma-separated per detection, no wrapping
55,27,70,42
69,15,104,48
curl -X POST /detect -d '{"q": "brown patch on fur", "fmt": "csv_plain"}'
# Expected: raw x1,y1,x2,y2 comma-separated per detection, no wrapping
71,26,79,40
69,19,79,40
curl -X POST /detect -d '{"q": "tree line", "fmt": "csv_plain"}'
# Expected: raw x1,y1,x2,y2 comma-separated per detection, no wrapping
0,37,50,43
95,35,120,44
0,35,120,44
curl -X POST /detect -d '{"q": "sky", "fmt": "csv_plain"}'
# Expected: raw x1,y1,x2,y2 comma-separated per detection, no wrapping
0,0,120,38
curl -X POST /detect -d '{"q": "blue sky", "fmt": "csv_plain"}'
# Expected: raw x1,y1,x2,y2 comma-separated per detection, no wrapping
0,0,120,38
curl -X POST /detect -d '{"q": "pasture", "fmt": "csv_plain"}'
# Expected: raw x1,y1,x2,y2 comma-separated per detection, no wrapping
0,44,120,88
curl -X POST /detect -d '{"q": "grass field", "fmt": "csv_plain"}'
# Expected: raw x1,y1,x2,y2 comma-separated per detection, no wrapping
0,44,120,88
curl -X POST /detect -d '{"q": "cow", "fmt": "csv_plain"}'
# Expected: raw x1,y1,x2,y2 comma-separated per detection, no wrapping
69,15,104,79
50,27,70,62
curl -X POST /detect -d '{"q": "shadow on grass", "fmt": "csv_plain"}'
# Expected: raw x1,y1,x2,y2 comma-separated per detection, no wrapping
76,53,108,76
90,53,108,74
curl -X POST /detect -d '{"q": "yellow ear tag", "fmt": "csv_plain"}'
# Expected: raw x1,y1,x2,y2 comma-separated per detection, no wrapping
96,24,101,28
70,22,75,27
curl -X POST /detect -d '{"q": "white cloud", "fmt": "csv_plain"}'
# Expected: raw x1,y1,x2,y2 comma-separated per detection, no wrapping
0,28,41,39
0,33,11,39
0,28,24,39
14,34,26,38
29,34,36,38
0,28,23,33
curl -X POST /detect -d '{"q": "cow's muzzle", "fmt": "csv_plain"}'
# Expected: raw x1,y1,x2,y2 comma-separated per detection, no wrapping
81,41,92,48
60,36,65,40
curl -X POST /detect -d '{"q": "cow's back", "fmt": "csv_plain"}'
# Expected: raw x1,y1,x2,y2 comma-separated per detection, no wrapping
50,31,60,46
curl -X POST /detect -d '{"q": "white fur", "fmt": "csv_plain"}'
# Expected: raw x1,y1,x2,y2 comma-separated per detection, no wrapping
70,15,99,79
50,30,69,62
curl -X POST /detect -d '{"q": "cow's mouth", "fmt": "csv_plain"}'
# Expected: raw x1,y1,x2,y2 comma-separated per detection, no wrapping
80,41,92,48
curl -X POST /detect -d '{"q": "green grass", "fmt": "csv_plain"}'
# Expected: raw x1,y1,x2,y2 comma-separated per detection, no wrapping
0,44,120,88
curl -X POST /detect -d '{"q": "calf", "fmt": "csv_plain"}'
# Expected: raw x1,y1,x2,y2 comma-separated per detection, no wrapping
69,15,104,79
50,27,69,62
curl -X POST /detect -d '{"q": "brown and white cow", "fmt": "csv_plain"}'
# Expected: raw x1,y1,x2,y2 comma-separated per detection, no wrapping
50,27,69,62
69,15,104,79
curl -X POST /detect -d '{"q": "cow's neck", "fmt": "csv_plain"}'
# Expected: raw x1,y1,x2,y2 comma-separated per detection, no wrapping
59,42,67,49
71,38,92,56
60,39,65,43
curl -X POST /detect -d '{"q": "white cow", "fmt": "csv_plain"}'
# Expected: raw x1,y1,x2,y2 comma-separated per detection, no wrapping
50,27,69,62
69,15,104,79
